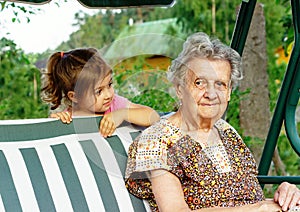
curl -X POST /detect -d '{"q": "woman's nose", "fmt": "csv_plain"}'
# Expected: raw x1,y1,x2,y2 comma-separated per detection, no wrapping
203,84,217,99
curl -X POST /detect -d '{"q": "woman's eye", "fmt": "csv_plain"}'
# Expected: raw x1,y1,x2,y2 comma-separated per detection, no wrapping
108,82,113,87
215,81,227,90
195,79,206,88
215,81,226,87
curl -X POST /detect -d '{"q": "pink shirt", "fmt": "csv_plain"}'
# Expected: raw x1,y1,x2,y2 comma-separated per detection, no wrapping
104,94,130,114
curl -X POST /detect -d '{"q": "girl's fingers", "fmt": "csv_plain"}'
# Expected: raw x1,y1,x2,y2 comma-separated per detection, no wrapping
100,119,115,137
100,119,107,136
50,112,72,124
59,112,72,124
105,122,115,137
107,123,116,137
100,119,110,137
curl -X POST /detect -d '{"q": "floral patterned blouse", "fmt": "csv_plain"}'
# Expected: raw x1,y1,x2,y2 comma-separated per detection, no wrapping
125,118,264,211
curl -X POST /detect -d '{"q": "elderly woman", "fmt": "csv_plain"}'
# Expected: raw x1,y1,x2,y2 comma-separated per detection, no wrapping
125,32,300,212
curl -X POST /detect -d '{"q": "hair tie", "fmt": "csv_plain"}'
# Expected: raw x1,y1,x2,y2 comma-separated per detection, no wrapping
60,52,64,58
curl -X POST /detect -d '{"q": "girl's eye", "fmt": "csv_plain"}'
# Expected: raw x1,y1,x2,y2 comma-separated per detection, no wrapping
108,82,113,87
95,89,102,96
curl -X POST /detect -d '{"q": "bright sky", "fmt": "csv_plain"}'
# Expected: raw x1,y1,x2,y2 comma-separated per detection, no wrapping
1,0,98,53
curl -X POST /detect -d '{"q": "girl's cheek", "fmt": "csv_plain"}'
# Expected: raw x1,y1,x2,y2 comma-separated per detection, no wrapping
110,88,115,97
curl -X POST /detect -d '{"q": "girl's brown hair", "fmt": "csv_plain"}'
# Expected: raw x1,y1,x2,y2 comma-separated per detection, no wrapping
41,48,112,110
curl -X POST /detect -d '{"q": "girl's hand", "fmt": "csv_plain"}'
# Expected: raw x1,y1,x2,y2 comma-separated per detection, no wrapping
50,111,72,124
274,182,300,211
100,111,124,137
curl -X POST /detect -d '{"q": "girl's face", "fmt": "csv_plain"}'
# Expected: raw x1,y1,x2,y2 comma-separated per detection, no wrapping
178,58,232,123
77,73,115,114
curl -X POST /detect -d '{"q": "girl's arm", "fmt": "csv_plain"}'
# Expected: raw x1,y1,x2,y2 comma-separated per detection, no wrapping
150,169,283,212
123,102,160,126
100,103,160,137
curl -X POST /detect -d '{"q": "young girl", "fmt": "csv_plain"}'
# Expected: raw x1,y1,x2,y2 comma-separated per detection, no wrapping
41,48,160,137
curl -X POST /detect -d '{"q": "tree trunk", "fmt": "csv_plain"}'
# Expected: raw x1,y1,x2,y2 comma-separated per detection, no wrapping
239,3,285,174
240,3,269,141
212,0,216,34
239,3,269,162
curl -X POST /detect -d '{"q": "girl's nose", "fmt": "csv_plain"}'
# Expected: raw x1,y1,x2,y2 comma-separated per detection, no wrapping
104,87,113,99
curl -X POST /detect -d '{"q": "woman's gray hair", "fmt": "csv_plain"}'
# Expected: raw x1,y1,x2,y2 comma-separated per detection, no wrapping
167,32,243,89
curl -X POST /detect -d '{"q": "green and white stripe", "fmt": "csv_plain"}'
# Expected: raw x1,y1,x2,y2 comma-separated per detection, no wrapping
0,117,149,212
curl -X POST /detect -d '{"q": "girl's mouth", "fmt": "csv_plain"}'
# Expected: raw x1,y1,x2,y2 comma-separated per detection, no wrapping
103,101,111,107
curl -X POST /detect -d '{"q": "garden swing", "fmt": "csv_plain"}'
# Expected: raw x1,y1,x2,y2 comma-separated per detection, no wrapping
8,0,300,184
0,0,299,211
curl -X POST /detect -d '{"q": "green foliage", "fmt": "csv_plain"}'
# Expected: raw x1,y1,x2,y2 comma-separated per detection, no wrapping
255,0,288,64
277,129,300,175
144,0,241,43
263,124,300,197
1,1,40,23
275,0,293,54
266,43,299,177
131,89,178,112
57,9,129,50
113,62,178,113
226,88,251,133
267,55,287,112
0,38,48,119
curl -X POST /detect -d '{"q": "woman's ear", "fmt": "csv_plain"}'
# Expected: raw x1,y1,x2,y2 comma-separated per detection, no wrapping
175,84,184,100
227,87,232,101
67,91,78,103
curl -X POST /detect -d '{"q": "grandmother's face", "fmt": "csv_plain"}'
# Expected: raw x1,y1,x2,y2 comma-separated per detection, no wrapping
179,58,232,121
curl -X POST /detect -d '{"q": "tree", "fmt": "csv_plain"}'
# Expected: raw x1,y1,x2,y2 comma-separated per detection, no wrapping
0,1,41,24
0,38,48,119
56,9,130,50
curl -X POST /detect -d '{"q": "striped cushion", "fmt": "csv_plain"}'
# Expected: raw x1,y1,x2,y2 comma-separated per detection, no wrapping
0,117,150,212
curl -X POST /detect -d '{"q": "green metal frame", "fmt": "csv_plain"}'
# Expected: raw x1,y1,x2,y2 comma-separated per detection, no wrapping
230,0,257,56
284,0,300,158
258,0,300,185
231,0,300,185
5,0,174,7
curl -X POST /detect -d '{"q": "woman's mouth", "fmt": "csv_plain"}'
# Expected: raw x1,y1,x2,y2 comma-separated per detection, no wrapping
200,103,217,106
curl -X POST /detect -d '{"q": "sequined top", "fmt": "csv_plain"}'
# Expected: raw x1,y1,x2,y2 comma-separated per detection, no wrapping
125,118,264,211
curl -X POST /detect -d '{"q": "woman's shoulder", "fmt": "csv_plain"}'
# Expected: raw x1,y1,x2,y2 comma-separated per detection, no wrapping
126,118,182,175
140,118,182,139
128,118,183,155
215,119,240,135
